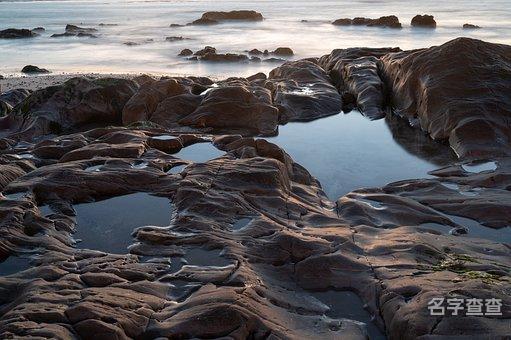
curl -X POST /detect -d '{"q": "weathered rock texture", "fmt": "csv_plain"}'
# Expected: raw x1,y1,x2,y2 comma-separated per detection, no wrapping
381,37,511,159
319,47,400,118
1,37,511,339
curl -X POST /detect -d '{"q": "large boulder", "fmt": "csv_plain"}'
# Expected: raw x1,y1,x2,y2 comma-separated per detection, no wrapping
6,77,138,138
0,28,37,39
381,37,511,159
268,60,342,122
179,84,279,135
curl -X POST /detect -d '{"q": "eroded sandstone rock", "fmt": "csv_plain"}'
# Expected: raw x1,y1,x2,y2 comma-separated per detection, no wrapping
381,37,511,159
268,59,343,122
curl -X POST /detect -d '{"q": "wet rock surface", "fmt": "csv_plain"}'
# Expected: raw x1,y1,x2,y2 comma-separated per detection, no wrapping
0,37,510,339
381,37,511,159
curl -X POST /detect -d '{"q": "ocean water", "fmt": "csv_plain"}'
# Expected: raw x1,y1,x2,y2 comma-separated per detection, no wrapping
1,0,510,77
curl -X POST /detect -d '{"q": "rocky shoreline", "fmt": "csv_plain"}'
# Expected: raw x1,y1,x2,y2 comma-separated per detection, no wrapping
0,37,510,339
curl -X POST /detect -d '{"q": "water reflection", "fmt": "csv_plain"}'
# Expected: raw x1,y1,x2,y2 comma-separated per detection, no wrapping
74,193,173,253
269,111,456,199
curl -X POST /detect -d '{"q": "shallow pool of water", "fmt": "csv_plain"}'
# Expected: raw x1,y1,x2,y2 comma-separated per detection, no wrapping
174,142,225,163
73,193,173,253
269,111,456,199
310,290,385,339
0,255,32,276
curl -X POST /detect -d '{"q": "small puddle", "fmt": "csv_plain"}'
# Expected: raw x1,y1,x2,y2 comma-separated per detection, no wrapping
269,111,456,200
73,193,173,254
174,142,224,163
131,161,150,169
440,182,480,197
309,290,385,339
84,164,103,172
1,191,29,200
167,164,187,174
152,135,177,140
231,217,252,231
446,214,511,244
462,161,497,173
0,255,32,276
169,247,230,273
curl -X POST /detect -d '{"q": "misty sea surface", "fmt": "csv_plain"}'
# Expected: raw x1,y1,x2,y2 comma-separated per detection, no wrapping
1,0,510,77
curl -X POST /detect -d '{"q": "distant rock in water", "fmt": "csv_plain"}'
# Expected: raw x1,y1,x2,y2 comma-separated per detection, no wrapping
21,65,50,74
463,23,481,29
169,23,184,27
272,47,294,56
381,37,511,159
165,36,188,42
190,10,263,25
332,16,402,28
178,48,193,56
51,24,98,38
411,14,436,28
202,10,263,21
201,53,249,62
0,28,38,39
32,27,45,32
65,24,98,34
194,46,217,57
183,46,290,63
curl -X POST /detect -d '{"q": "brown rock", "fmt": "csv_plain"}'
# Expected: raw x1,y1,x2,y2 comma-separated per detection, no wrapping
411,14,436,28
381,37,511,158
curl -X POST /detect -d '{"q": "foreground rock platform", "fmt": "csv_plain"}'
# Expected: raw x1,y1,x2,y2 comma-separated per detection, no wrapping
0,37,510,339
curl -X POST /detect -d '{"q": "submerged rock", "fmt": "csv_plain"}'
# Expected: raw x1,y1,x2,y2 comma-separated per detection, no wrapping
21,65,50,74
51,24,98,38
411,14,436,28
65,24,98,34
463,23,481,29
0,28,38,39
200,52,249,62
381,37,511,158
272,47,294,56
178,48,193,56
165,36,187,41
